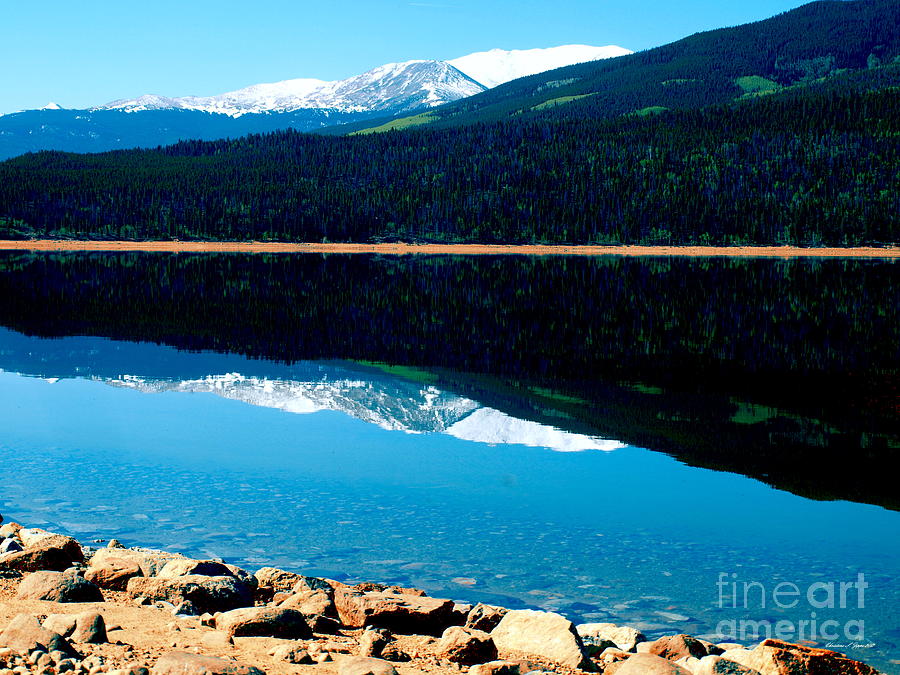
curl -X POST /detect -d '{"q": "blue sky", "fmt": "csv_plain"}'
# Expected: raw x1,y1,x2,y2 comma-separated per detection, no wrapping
3,0,811,114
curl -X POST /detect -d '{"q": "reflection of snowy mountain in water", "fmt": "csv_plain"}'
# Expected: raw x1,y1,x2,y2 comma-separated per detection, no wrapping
107,372,624,453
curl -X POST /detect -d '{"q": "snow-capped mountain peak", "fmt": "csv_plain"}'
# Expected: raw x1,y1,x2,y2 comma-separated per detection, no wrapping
98,60,484,117
94,44,630,118
449,44,633,88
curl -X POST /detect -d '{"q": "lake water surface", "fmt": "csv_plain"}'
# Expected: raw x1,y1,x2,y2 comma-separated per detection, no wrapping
0,252,897,671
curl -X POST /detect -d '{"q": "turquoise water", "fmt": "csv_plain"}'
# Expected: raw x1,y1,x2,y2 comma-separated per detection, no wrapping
1,333,898,671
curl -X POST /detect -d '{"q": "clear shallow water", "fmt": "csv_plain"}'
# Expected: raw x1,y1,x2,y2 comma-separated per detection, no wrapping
1,335,899,671
1,252,898,672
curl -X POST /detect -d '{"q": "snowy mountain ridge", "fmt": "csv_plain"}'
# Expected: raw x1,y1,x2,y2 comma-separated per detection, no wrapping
96,44,631,117
100,61,484,117
106,372,625,453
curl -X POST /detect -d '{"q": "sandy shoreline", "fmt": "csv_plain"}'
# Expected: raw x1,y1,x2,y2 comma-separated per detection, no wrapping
0,240,898,258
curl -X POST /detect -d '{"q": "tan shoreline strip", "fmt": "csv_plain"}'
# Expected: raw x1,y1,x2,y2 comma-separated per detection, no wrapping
0,240,898,258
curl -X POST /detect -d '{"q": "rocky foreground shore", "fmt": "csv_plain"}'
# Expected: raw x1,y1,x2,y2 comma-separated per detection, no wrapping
0,513,883,675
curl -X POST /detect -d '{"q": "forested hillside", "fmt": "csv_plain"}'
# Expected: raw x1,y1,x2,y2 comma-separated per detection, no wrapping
1,72,898,245
338,0,900,133
1,0,898,246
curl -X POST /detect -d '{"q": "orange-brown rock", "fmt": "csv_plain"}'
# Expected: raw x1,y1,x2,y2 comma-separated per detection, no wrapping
151,651,263,674
721,639,880,675
126,575,253,614
607,653,692,674
334,586,455,635
650,634,711,661
434,626,497,665
0,534,84,572
214,606,312,639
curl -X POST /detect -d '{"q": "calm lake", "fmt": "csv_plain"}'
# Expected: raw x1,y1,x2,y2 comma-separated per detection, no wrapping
0,252,898,671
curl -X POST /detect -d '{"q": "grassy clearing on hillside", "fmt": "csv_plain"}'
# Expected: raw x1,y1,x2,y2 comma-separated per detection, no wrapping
531,94,596,111
351,112,437,135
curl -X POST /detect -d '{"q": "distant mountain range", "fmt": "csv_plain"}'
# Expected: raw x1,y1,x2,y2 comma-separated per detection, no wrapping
0,45,630,159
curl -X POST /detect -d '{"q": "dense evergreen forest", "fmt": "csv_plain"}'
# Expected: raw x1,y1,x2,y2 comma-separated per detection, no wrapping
1,252,897,508
1,0,899,245
1,78,899,245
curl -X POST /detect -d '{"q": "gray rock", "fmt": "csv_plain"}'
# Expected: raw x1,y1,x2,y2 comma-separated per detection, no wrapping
214,607,312,639
491,609,591,670
17,571,103,603
151,651,263,675
337,656,398,675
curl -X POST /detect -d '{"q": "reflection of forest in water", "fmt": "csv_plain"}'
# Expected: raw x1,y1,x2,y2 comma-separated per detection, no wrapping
1,252,897,509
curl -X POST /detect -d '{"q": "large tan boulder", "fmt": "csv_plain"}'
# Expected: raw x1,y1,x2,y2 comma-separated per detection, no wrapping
85,548,181,589
649,634,711,661
157,559,235,579
254,567,303,599
577,623,647,652
609,653,692,674
336,656,398,675
490,609,592,670
721,639,879,675
695,654,761,674
84,550,144,590
16,571,103,603
151,651,263,674
126,575,253,614
0,534,84,572
0,614,78,657
435,626,498,665
276,588,335,617
72,611,107,644
214,607,312,639
334,586,455,635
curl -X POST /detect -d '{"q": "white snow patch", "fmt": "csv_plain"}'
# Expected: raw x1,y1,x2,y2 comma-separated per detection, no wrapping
449,44,633,88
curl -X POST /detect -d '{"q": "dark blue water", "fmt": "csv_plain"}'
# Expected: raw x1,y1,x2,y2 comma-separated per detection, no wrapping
1,332,898,671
